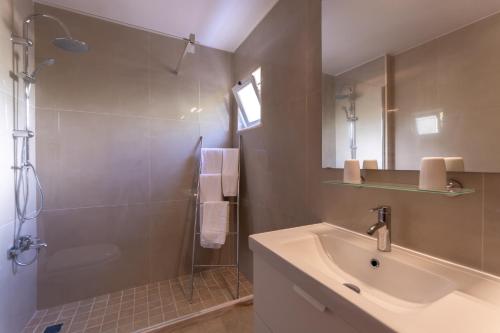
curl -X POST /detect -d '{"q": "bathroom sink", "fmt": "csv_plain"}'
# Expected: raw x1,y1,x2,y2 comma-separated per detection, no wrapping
317,230,456,305
250,223,500,332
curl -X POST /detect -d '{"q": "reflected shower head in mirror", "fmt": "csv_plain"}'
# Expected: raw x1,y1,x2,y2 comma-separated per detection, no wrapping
53,37,89,53
335,86,354,100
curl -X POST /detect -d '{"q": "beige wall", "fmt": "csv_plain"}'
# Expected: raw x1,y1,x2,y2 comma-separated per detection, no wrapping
35,4,233,308
233,0,321,278
235,0,500,281
394,12,500,172
0,0,38,332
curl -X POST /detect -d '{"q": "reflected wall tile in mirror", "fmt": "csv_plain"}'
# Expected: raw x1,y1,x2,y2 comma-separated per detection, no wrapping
436,13,500,111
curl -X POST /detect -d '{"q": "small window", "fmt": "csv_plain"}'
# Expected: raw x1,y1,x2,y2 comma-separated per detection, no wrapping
233,67,261,130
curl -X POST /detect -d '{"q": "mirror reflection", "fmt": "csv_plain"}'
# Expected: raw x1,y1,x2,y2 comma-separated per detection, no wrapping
322,0,500,172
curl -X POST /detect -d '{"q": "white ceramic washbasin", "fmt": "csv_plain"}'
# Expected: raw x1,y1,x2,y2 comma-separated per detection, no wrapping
316,229,456,305
250,223,500,332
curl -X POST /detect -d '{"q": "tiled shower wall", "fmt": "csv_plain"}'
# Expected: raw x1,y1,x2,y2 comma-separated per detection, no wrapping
233,0,321,278
35,4,233,308
0,0,37,332
235,0,500,280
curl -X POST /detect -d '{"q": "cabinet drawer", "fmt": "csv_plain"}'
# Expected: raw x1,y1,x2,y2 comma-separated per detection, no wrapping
254,256,358,333
255,311,273,333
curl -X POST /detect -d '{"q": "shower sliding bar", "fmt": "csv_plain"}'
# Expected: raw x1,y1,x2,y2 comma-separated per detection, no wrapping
189,135,242,302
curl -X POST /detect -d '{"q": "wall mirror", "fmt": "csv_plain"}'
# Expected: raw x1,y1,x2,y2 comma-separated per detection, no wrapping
322,0,500,173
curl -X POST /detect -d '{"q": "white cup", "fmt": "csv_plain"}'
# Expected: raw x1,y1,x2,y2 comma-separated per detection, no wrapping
344,160,361,184
363,160,378,170
444,157,465,172
419,157,447,190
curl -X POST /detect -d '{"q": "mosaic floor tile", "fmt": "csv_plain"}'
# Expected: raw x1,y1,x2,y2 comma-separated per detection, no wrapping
23,268,252,333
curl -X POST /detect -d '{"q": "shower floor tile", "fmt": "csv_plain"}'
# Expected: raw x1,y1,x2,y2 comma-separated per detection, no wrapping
23,268,252,333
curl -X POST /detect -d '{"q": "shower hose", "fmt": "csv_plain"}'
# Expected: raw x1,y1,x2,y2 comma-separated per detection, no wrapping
13,136,45,266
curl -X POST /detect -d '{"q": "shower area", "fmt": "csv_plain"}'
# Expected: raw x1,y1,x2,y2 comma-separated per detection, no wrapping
2,2,251,333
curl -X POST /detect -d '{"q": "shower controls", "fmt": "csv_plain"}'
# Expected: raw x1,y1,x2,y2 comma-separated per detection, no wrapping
9,13,88,267
7,235,47,263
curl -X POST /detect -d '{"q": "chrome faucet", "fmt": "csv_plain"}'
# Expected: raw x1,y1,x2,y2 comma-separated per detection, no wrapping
367,206,391,252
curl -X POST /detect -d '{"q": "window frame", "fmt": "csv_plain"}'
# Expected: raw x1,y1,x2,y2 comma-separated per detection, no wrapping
233,73,262,130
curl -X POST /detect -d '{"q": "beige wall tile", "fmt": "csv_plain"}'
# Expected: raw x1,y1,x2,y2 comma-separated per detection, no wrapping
34,3,232,307
483,173,500,275
37,109,150,209
37,204,151,308
234,0,320,280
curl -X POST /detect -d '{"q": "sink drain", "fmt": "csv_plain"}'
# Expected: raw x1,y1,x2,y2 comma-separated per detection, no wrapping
343,283,361,294
370,258,380,269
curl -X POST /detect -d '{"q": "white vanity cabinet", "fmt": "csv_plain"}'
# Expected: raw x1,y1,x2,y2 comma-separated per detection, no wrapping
253,257,360,333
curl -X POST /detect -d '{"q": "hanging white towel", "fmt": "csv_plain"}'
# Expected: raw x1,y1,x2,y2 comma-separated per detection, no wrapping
199,174,223,203
200,201,229,249
201,148,223,174
222,148,239,197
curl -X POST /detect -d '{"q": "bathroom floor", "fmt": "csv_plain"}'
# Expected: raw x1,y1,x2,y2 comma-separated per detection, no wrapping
22,268,252,333
154,302,253,333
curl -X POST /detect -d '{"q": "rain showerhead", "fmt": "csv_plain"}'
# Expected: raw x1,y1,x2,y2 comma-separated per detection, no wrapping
18,14,89,53
53,37,89,53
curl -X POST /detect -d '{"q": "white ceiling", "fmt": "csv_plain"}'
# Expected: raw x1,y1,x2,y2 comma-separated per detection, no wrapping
35,0,278,52
323,0,500,75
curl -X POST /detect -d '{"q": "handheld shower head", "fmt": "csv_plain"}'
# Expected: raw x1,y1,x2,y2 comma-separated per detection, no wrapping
23,58,56,83
33,58,55,75
53,37,89,53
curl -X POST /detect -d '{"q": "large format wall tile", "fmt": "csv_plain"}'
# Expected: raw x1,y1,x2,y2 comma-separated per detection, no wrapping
37,109,150,210
233,0,318,280
483,173,500,275
34,3,232,307
37,204,151,308
149,118,199,203
35,6,150,116
148,200,194,281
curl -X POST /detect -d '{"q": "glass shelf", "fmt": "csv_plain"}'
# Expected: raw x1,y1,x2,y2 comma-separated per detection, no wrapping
323,180,475,197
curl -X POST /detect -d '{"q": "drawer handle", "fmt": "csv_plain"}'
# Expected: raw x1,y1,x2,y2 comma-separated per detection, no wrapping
292,285,326,312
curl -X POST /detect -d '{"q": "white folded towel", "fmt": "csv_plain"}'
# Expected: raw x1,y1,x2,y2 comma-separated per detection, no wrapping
201,148,223,174
222,148,239,197
200,201,229,249
200,174,222,203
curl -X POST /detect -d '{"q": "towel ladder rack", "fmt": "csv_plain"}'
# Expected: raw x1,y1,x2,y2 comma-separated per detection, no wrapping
189,135,241,302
